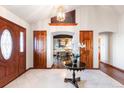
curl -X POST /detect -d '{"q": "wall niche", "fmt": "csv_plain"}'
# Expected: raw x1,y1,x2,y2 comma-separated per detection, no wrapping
49,10,78,26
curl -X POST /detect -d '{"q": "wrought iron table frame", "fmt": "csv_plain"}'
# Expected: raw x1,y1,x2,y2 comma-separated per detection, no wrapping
64,63,85,88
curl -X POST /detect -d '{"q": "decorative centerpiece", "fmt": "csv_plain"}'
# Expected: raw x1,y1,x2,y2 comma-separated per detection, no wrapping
73,54,80,63
72,53,80,67
71,41,86,66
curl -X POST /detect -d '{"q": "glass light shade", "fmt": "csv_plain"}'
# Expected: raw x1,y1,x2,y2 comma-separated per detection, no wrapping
57,6,65,22
1,29,13,60
57,12,65,22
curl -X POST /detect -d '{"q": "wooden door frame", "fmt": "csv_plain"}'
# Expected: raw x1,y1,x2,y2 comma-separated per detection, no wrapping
98,35,101,69
80,30,93,69
33,30,47,69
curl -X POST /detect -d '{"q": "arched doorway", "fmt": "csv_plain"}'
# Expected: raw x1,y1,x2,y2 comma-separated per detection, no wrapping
98,32,113,68
52,31,74,68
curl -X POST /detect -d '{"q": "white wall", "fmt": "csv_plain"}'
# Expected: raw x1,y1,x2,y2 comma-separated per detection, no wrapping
79,6,119,68
110,15,124,70
0,6,33,69
31,6,119,68
99,33,109,63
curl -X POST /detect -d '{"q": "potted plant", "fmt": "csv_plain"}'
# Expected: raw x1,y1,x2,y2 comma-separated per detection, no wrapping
73,53,80,64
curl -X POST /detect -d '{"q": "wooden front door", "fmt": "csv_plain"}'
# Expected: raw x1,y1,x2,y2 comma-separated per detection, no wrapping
0,16,26,87
80,31,93,68
33,31,47,69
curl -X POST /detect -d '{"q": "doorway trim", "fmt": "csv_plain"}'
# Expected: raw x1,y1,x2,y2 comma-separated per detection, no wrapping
51,31,75,68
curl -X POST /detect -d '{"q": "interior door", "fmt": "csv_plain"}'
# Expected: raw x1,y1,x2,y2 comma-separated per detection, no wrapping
80,31,93,68
33,31,47,69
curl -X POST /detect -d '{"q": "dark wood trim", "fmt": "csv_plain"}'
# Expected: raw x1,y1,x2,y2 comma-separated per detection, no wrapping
100,62,124,85
80,30,93,32
54,35,72,38
49,23,78,26
86,68,100,70
0,16,26,30
100,61,124,72
26,67,52,69
33,30,47,32
2,67,32,88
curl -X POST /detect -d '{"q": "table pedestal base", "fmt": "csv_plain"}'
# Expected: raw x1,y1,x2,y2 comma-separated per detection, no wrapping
64,77,80,88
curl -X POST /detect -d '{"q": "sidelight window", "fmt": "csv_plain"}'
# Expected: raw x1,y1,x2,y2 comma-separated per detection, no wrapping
20,32,24,52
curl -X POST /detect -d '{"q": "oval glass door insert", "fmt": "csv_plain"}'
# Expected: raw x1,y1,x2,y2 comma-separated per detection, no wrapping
1,29,13,60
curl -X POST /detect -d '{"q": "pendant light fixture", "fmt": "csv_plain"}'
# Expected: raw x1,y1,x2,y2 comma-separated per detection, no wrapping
57,5,65,22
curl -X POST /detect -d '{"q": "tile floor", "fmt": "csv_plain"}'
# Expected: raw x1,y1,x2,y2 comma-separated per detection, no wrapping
4,69,124,88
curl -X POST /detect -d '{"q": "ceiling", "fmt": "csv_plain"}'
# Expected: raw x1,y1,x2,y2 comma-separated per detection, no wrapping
3,5,80,24
111,6,124,15
2,5,124,24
